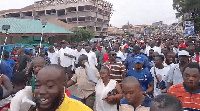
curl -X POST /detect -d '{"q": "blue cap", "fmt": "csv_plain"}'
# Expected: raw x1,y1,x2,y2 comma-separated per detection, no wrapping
133,56,143,64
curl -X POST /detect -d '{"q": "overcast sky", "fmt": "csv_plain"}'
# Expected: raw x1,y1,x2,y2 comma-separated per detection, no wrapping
0,0,178,27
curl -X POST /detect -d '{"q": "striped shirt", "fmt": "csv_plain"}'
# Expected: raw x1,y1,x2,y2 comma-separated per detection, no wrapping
109,62,126,84
168,83,200,111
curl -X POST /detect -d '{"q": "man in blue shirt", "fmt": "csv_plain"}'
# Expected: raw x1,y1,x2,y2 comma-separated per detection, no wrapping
3,51,15,68
120,77,151,110
0,60,13,80
125,46,150,71
126,55,153,95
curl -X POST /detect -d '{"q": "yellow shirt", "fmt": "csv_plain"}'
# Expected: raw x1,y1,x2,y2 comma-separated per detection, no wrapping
56,94,92,111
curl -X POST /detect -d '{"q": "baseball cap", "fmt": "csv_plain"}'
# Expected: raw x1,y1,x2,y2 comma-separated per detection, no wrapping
124,45,129,49
178,50,189,56
133,55,143,64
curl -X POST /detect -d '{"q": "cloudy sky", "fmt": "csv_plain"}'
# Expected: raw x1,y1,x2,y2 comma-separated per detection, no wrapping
0,0,178,27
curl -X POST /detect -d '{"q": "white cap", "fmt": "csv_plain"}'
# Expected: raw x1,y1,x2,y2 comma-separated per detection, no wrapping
178,50,190,56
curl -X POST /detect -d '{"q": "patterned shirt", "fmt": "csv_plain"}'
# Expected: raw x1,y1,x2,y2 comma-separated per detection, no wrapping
109,61,126,84
168,83,200,111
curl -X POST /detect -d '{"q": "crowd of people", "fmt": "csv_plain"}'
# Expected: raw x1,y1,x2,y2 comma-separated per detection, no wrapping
0,34,200,111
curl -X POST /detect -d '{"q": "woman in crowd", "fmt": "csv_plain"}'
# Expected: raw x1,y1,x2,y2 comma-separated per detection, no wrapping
95,65,123,111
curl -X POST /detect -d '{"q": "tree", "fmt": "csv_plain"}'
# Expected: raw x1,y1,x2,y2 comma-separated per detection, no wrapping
72,27,95,42
173,0,200,33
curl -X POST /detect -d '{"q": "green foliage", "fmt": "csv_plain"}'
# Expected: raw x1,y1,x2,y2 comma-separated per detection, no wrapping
72,27,95,42
173,0,200,33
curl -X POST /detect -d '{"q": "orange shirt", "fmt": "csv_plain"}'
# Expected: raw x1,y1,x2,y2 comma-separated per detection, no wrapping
168,83,200,111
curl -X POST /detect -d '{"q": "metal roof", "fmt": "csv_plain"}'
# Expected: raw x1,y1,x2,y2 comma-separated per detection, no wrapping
0,18,74,34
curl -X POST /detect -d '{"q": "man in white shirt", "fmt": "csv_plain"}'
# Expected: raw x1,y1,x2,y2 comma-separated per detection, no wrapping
85,45,98,67
10,73,34,111
166,50,190,90
74,44,86,67
58,41,75,79
47,46,59,64
150,55,169,96
114,44,126,62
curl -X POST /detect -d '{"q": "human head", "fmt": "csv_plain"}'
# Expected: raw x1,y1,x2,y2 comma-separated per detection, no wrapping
35,64,66,110
178,50,190,64
12,72,27,93
100,65,110,81
78,54,88,67
134,46,141,55
48,46,55,53
182,62,200,92
33,56,46,75
122,77,143,106
154,55,164,67
114,44,120,52
85,46,91,53
165,51,175,64
3,51,9,60
150,94,183,111
133,56,144,71
61,41,68,49
161,48,168,56
174,41,179,48
149,49,154,57
77,44,83,52
18,49,25,56
109,51,116,62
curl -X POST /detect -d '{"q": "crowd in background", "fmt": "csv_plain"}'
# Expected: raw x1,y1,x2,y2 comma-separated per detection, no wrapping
0,34,200,111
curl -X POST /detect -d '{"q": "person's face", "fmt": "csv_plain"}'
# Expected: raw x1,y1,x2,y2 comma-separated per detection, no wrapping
77,45,82,52
61,43,67,49
166,53,175,64
134,63,143,71
85,46,91,53
183,67,200,90
49,48,55,53
33,63,45,75
154,57,162,66
114,45,119,51
161,48,168,55
179,56,189,64
35,69,64,110
122,84,142,106
100,69,109,80
174,42,179,48
135,50,140,55
109,53,116,62
149,50,154,57
78,56,87,66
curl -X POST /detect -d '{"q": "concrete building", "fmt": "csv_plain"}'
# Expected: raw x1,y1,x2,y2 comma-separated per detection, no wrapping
0,0,113,37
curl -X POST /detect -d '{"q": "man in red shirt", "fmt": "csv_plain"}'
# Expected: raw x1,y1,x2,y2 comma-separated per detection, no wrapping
168,62,200,110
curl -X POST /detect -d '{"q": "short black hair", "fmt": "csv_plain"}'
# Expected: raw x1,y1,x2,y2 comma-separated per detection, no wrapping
150,94,183,111
12,72,27,86
183,62,200,74
155,55,164,62
164,51,175,56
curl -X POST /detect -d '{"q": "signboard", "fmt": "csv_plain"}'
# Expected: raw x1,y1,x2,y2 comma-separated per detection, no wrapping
184,21,194,35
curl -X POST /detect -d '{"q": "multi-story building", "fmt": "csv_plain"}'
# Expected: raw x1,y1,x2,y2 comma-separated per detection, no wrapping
0,0,113,37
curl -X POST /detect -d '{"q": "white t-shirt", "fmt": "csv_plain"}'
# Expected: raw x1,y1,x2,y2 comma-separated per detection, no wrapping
10,86,35,111
74,49,86,64
58,47,75,67
150,67,170,96
48,51,59,64
85,51,98,66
